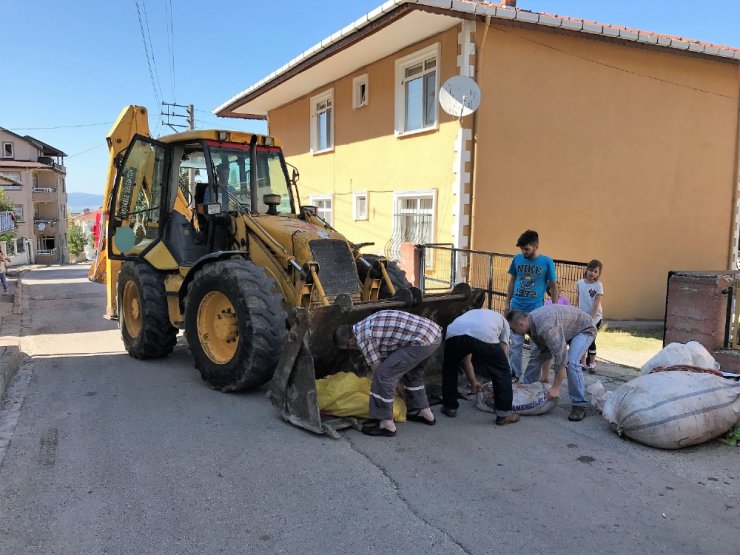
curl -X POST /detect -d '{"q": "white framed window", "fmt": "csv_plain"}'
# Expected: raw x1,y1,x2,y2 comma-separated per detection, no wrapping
353,192,368,221
310,89,334,153
395,44,439,136
309,195,333,225
387,189,437,260
2,142,14,158
13,205,24,222
352,74,368,109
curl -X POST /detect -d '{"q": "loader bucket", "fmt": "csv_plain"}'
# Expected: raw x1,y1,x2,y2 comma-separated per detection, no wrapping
269,284,485,436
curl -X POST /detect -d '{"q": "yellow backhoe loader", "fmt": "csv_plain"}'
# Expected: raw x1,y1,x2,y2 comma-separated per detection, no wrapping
91,106,483,436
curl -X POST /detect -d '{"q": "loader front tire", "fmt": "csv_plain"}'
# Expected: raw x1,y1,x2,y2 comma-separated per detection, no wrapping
184,259,286,392
358,254,412,298
118,261,178,359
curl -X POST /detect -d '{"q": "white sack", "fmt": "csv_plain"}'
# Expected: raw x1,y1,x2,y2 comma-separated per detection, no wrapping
476,381,557,416
602,371,740,449
640,343,694,374
685,341,720,371
586,381,607,413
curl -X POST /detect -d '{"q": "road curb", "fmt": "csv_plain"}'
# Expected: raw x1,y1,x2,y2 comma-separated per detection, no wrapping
0,272,25,402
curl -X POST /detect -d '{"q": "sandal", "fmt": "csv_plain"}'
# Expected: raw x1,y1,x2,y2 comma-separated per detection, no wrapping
406,411,436,426
361,422,397,437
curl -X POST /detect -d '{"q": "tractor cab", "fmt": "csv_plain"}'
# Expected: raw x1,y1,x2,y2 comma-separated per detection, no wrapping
107,130,297,266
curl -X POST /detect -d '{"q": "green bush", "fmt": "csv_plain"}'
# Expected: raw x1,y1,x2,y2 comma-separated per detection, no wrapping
67,220,86,255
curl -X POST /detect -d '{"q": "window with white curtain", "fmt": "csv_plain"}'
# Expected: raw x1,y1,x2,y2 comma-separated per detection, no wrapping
310,89,334,153
395,44,439,135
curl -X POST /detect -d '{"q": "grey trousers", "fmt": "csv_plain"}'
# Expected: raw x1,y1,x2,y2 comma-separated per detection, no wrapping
369,337,441,420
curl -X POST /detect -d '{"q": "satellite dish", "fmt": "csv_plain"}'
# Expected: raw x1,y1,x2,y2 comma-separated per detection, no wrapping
38,222,46,232
439,75,481,118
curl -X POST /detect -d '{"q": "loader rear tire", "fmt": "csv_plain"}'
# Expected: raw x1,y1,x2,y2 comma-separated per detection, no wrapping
118,261,178,359
184,259,286,392
358,254,412,299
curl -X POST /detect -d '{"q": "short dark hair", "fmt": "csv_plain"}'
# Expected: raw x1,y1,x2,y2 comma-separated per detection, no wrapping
516,230,539,247
506,310,528,325
333,324,354,349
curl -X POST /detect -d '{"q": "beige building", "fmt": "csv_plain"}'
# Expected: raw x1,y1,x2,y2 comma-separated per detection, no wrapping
216,0,740,319
0,128,68,264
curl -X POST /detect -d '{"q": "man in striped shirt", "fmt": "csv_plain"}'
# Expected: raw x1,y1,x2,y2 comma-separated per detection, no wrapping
506,304,597,421
334,310,442,437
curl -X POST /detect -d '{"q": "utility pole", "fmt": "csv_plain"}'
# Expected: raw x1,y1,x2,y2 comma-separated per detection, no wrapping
187,104,194,130
161,101,194,132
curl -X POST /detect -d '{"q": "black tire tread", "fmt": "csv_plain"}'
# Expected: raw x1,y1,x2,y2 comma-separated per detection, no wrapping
184,259,286,392
118,262,178,359
358,254,412,298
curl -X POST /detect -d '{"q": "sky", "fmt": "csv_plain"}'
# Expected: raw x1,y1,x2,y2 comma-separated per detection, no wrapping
2,0,739,195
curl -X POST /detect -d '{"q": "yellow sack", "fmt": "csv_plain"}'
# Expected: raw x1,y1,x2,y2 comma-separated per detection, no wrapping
316,372,407,422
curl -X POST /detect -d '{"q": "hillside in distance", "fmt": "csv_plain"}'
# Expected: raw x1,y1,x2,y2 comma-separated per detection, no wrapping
68,192,103,214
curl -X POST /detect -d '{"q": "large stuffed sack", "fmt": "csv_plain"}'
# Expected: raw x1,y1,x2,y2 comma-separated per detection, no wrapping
640,341,719,375
602,371,740,449
476,381,557,416
316,372,407,421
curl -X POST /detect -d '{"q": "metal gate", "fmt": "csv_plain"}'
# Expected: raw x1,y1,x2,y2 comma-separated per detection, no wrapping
419,243,588,312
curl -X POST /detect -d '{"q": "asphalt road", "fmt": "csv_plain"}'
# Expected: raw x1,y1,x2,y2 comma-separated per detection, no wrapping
0,265,738,554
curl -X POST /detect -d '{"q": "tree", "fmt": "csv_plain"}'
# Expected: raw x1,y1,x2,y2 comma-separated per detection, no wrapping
67,217,86,256
0,188,14,212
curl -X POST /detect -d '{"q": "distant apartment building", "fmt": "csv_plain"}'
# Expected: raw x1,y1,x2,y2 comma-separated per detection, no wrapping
0,128,68,264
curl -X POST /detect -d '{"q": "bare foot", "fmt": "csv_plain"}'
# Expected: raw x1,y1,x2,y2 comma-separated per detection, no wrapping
380,419,397,432
418,407,435,422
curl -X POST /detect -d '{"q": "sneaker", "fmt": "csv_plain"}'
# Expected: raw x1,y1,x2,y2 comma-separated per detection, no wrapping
568,406,587,421
587,362,597,374
495,414,520,426
511,375,520,384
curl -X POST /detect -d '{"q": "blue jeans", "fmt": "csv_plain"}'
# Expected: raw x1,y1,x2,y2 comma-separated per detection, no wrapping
509,333,524,378
0,272,8,293
523,333,592,406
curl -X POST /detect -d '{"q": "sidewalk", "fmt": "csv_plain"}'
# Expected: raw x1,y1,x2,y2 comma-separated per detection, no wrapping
0,267,26,401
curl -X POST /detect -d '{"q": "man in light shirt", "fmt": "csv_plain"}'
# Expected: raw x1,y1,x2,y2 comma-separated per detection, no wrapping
441,309,519,425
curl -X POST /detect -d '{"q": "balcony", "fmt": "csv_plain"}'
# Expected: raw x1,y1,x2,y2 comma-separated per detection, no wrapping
33,219,58,236
32,187,58,202
36,247,60,264
37,157,66,173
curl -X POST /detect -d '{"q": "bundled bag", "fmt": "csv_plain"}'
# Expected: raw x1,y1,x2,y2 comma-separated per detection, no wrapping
641,341,720,374
476,381,557,416
316,372,407,421
586,381,607,413
603,370,740,449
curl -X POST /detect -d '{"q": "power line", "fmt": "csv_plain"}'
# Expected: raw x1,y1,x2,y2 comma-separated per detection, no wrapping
134,0,162,108
165,0,176,102
67,144,107,158
4,122,114,131
161,101,193,132
141,0,164,103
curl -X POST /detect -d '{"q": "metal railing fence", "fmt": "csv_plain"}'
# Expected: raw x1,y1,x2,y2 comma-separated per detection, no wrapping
419,243,588,313
722,274,740,350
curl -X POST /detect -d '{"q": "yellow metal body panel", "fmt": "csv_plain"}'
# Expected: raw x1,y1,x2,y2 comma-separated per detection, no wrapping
164,274,184,326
